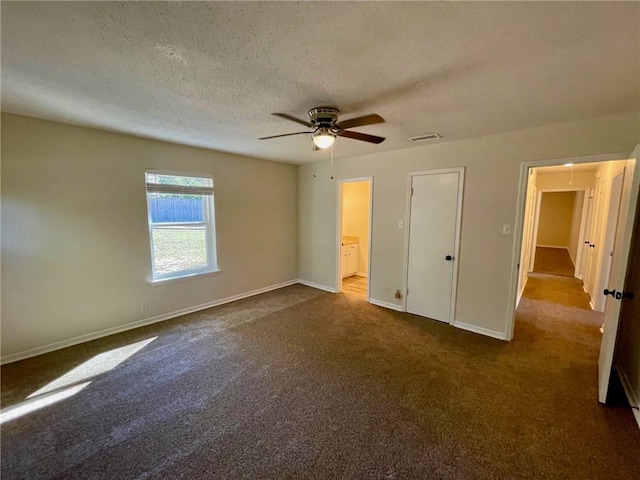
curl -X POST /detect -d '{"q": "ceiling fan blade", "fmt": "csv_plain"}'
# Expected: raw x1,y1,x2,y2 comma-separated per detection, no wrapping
258,131,311,140
337,129,385,144
335,114,385,130
272,113,314,128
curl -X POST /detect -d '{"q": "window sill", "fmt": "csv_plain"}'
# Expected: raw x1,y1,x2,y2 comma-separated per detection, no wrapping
148,269,222,286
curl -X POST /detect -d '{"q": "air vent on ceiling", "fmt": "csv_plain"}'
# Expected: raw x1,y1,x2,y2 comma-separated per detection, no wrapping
408,133,442,142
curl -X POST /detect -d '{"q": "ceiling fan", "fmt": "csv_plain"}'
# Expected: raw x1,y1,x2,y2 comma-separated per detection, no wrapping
259,107,385,149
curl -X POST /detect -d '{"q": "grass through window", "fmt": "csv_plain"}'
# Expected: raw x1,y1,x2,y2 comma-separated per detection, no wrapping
152,227,207,275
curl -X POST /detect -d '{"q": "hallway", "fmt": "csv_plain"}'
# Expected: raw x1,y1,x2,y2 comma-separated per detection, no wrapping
533,246,576,277
516,272,602,342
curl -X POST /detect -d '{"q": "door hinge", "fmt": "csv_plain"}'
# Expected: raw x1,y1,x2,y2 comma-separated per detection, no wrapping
406,289,409,296
411,188,414,196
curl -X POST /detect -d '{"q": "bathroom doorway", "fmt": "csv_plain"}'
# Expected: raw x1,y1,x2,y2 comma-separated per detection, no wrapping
337,178,372,301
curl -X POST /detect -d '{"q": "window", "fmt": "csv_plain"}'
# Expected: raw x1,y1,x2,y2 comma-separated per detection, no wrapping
145,171,217,281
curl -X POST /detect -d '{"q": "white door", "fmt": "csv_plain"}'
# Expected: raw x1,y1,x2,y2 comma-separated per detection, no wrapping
594,171,624,311
577,190,593,280
518,180,537,300
586,181,605,297
340,245,348,277
406,171,462,323
578,188,595,280
599,145,640,403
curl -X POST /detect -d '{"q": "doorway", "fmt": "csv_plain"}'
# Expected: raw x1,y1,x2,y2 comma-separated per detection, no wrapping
508,149,640,407
517,162,627,314
337,178,372,300
530,189,587,278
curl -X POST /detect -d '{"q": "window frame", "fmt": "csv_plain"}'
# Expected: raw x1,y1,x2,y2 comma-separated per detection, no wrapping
145,170,218,282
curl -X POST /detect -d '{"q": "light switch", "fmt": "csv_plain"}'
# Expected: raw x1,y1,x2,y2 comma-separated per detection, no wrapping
398,220,404,228
502,224,512,235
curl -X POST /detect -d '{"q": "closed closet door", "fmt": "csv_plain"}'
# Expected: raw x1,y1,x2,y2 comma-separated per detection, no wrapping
406,171,462,323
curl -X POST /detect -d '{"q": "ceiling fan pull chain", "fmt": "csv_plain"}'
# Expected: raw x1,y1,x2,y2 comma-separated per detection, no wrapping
330,143,334,180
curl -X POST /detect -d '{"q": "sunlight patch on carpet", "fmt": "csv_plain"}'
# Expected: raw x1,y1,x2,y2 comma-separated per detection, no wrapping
27,337,157,399
1,382,91,424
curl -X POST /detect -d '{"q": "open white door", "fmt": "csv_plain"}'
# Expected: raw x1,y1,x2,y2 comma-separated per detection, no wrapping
595,170,625,312
599,145,640,404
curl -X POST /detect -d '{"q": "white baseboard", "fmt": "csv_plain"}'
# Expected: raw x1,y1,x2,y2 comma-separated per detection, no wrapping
536,245,569,249
1,279,300,365
369,298,403,312
583,284,595,309
453,321,507,341
616,367,640,429
297,279,337,293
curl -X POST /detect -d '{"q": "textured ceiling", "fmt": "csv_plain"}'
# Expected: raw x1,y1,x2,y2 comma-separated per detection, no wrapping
2,2,639,164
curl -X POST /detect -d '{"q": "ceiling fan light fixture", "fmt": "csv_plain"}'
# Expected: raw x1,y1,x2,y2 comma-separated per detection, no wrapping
312,128,335,149
261,107,385,148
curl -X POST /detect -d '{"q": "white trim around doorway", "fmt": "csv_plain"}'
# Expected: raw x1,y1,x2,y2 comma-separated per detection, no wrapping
335,176,374,302
505,151,629,341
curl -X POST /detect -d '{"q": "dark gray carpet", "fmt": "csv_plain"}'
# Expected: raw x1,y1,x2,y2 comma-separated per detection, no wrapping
1,282,639,479
533,246,575,276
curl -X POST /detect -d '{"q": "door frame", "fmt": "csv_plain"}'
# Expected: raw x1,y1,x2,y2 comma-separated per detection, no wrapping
505,152,629,340
529,187,590,277
402,167,465,325
335,176,374,302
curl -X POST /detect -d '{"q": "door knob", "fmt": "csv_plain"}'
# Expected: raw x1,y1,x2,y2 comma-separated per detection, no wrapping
445,255,453,261
604,289,635,300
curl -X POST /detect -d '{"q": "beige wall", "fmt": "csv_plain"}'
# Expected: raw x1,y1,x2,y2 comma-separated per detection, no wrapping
298,112,637,337
342,181,370,275
536,191,576,248
536,170,597,190
597,160,629,181
1,113,298,359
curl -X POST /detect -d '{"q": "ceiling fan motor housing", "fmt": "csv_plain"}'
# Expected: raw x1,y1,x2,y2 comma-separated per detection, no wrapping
308,107,340,127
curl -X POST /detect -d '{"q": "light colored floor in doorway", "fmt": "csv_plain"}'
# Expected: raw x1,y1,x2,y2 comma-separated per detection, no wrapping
342,275,367,300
